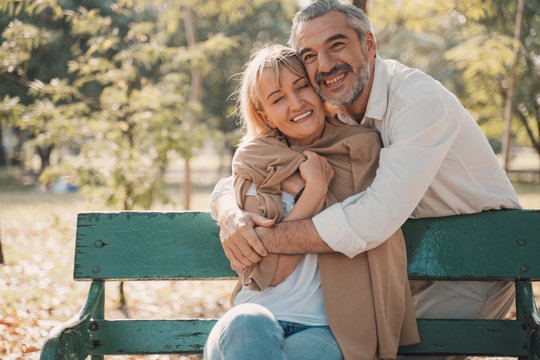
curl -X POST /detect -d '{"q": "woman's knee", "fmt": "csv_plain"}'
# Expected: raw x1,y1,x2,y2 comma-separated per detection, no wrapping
205,304,285,360
222,303,281,335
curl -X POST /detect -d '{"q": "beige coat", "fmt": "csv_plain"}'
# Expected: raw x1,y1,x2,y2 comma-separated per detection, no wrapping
232,118,419,359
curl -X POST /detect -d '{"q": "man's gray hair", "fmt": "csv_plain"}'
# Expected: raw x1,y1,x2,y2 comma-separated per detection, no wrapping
288,0,374,51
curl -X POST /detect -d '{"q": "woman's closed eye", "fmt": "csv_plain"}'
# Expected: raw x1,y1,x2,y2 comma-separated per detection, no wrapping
299,83,310,89
272,95,285,104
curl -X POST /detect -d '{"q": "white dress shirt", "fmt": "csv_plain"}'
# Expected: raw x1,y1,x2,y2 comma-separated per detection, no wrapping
313,56,521,258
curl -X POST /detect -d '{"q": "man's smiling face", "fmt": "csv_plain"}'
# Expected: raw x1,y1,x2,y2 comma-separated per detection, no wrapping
296,11,376,107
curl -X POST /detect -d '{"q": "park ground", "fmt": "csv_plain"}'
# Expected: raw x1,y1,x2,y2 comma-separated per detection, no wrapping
0,146,539,360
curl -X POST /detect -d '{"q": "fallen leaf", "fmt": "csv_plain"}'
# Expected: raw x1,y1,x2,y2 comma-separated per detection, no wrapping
23,346,40,353
0,319,19,327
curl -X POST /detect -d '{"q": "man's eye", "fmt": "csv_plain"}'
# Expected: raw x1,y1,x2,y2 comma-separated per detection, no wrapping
331,42,345,49
303,54,316,63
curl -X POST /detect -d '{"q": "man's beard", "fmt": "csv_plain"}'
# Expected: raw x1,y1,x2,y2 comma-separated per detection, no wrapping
314,58,370,107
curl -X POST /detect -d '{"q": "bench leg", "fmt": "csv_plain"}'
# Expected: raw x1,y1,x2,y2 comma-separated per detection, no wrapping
516,281,540,360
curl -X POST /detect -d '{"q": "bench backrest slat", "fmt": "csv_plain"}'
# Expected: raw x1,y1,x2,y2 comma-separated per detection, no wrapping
75,209,540,281
402,209,540,280
75,211,236,280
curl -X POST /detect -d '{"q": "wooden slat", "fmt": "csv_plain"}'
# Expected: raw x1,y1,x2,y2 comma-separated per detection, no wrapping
88,319,216,355
87,319,528,357
75,210,540,281
399,319,528,357
75,211,236,280
402,210,540,280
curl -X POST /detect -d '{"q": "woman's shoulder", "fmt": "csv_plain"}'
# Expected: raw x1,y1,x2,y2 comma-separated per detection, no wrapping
235,135,288,155
324,117,379,140
233,135,296,169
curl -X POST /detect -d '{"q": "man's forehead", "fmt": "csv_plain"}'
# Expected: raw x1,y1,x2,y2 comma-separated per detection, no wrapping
296,12,354,50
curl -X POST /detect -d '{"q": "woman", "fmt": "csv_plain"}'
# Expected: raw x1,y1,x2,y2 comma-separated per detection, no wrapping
204,44,418,360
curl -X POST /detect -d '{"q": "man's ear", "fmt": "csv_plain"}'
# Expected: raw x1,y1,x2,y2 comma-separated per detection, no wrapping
257,110,275,129
364,32,377,57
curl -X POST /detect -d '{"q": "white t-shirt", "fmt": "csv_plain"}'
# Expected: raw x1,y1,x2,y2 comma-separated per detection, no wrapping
234,184,328,326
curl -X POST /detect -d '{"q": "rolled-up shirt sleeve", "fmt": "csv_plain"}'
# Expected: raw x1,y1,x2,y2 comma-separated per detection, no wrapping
209,176,234,220
314,94,461,258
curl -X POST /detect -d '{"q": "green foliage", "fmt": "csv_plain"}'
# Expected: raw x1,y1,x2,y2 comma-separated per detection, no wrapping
0,0,294,209
371,0,539,155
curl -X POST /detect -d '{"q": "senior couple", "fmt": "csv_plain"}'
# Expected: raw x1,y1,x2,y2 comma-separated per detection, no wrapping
204,1,521,359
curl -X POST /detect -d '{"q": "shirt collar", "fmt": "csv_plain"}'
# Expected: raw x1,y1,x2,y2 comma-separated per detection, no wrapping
329,56,389,126
364,56,388,123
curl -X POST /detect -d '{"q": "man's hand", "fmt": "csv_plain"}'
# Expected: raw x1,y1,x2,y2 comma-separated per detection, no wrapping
219,209,274,272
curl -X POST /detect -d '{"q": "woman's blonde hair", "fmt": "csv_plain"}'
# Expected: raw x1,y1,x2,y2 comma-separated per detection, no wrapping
236,44,308,141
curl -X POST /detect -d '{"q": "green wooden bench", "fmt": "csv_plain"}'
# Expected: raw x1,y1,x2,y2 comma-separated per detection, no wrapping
40,209,540,360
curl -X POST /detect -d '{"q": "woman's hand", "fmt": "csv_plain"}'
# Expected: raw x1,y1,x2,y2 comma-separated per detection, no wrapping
299,150,334,191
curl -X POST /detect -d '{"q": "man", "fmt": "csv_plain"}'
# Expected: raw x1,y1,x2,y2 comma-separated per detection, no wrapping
212,0,520,348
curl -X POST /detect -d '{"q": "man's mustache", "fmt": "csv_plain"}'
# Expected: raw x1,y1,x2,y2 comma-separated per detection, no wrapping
315,64,353,85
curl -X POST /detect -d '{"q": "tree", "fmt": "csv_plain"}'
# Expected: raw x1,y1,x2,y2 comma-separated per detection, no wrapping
353,0,367,13
444,0,539,162
190,0,294,164
370,0,540,165
0,0,237,209
501,0,525,170
1,0,294,208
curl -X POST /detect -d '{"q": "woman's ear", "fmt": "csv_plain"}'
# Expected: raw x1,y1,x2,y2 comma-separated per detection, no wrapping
257,110,276,129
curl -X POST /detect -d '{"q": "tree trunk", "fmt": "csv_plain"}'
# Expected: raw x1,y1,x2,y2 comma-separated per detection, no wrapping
0,236,4,264
0,120,6,168
12,127,27,167
183,5,202,210
184,157,191,210
353,0,367,13
501,0,525,171
36,144,53,174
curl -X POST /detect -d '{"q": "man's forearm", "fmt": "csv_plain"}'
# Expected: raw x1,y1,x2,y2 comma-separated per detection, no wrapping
256,218,334,254
209,176,235,221
214,190,240,227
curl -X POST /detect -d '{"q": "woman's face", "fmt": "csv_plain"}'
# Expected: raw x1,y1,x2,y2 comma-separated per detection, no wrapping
257,65,326,146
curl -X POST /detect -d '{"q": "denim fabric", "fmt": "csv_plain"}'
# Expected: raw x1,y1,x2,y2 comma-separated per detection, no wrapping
278,320,310,338
204,303,342,360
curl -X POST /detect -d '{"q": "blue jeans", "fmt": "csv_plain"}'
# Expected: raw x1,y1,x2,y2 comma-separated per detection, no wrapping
203,303,343,360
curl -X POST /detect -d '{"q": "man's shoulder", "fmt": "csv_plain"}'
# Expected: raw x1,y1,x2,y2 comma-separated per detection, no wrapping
374,57,458,116
380,57,447,96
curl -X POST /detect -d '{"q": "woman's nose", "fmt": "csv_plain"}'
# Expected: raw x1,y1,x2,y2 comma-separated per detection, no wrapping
289,93,304,110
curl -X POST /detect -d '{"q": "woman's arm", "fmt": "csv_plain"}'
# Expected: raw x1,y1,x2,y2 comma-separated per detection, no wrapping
243,195,302,286
245,151,334,286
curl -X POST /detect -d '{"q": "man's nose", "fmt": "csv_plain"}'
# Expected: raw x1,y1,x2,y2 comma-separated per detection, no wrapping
318,51,335,74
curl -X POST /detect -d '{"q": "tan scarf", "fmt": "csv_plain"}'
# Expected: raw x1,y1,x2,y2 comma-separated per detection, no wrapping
232,118,419,359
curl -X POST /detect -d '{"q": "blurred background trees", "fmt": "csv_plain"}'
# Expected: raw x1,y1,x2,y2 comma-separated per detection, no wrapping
370,0,539,167
0,0,538,210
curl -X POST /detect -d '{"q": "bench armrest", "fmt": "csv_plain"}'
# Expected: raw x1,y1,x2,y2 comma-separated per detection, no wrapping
40,281,104,360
